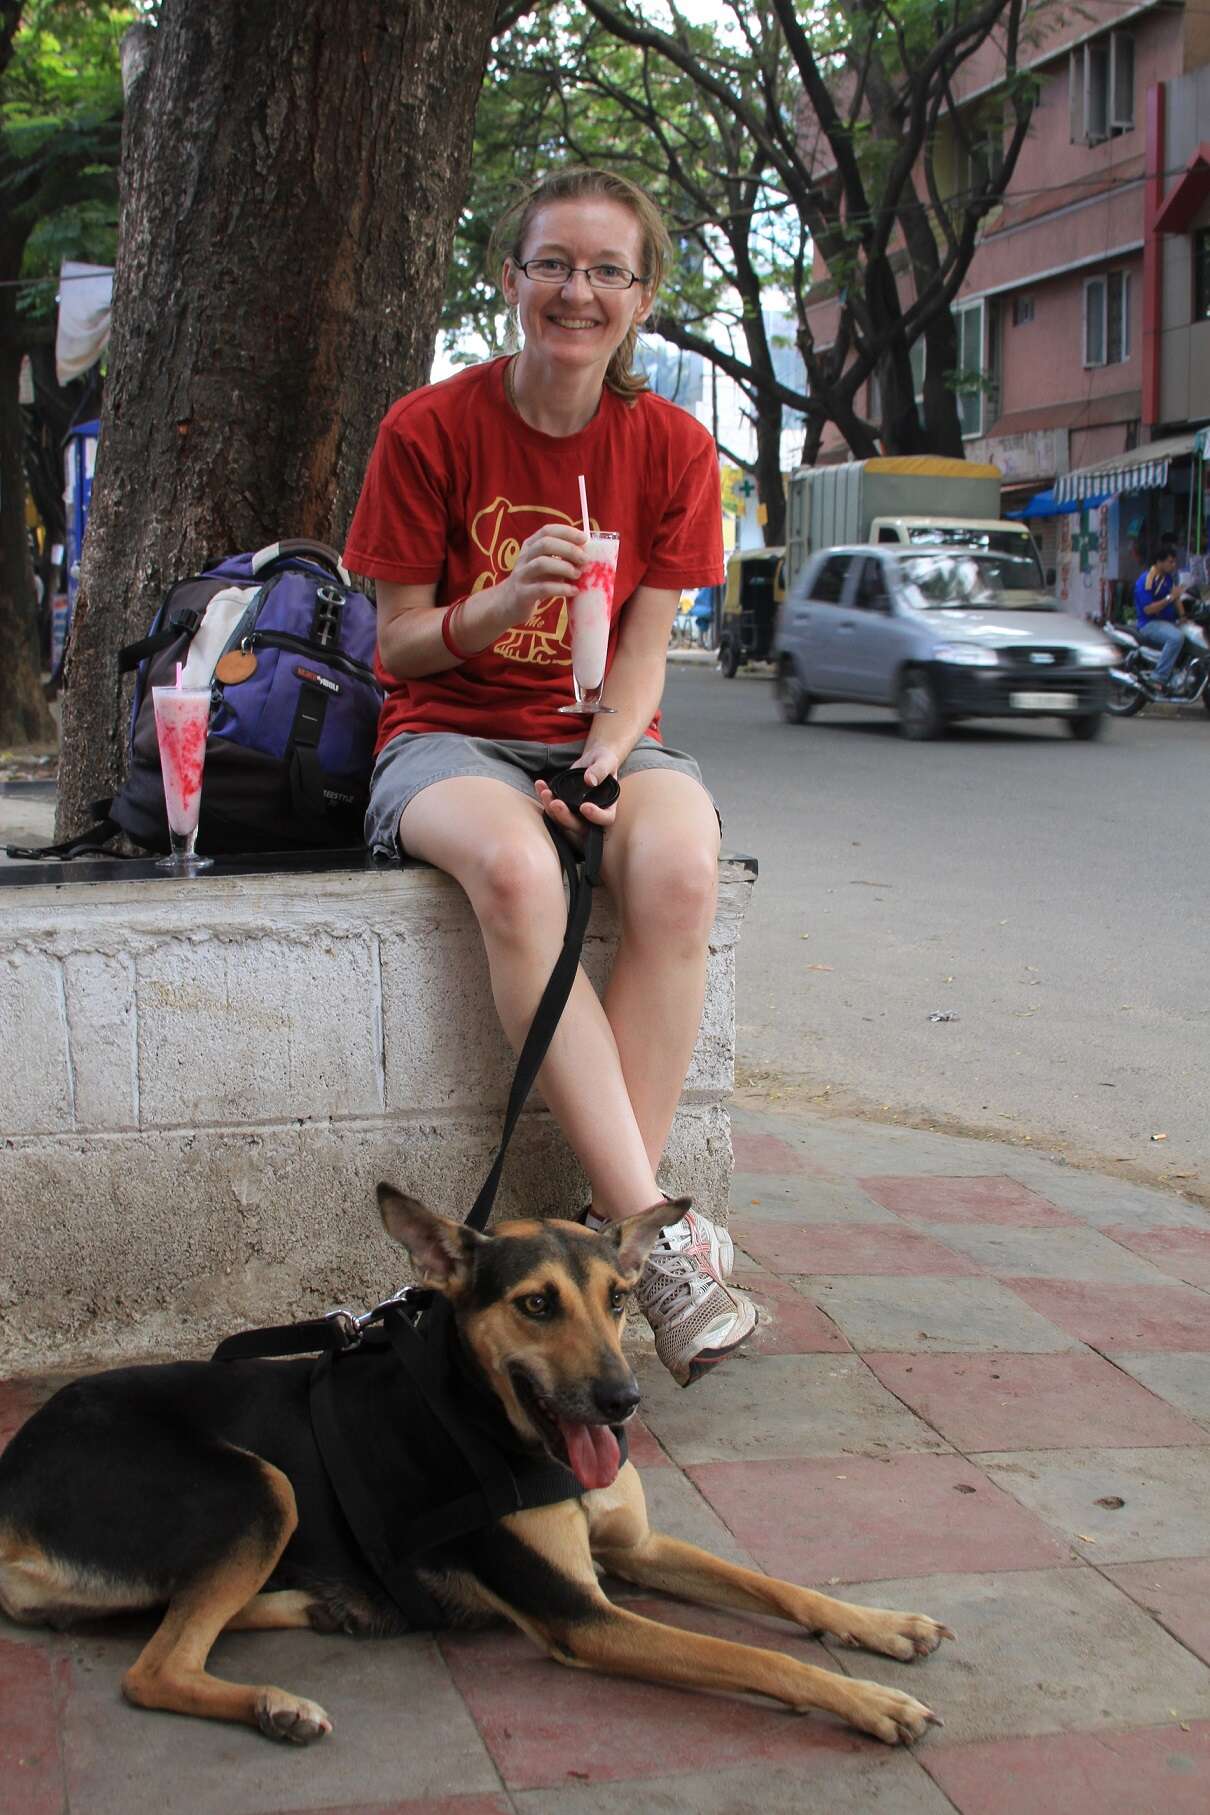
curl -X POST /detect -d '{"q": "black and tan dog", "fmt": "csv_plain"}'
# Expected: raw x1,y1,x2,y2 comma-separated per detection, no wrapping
0,1189,952,1747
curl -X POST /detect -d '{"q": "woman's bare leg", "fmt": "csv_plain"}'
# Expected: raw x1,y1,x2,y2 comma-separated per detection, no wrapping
398,776,662,1219
599,769,722,1179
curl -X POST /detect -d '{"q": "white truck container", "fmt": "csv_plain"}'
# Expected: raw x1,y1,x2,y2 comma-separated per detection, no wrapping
785,455,1044,590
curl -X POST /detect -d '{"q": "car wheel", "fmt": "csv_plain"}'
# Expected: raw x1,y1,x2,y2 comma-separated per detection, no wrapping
775,658,812,724
1066,711,1104,740
898,667,945,740
1106,670,1146,716
718,636,740,678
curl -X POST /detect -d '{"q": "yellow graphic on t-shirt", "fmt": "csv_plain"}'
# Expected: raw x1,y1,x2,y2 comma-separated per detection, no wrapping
469,495,595,668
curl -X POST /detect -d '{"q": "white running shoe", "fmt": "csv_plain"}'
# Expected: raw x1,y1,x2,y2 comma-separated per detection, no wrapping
584,1204,755,1386
584,1203,736,1278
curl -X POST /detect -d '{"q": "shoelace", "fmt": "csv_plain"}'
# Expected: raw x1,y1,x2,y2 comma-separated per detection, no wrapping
636,1240,728,1322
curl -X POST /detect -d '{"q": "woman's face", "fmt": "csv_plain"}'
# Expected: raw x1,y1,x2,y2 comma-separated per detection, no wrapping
503,196,653,380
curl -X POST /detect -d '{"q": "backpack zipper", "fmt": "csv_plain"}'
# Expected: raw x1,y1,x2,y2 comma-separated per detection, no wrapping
241,629,379,688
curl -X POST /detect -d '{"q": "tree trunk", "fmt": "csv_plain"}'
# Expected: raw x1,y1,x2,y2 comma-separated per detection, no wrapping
57,0,496,836
921,308,965,457
0,231,56,746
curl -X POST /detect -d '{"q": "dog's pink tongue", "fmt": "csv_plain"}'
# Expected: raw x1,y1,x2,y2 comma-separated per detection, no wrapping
558,1418,621,1491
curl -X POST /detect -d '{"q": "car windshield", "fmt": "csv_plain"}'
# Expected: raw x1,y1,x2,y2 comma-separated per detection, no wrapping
897,551,1053,610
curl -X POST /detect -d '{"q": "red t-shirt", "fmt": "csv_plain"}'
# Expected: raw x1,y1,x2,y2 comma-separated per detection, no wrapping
343,357,723,750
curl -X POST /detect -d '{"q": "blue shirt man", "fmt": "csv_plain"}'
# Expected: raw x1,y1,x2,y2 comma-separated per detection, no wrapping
1133,553,1185,689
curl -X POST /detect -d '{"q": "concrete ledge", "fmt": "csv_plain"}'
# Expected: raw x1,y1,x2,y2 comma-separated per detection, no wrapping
0,859,755,1366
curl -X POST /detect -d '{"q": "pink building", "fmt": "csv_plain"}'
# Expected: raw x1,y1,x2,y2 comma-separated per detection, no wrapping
804,1,1210,613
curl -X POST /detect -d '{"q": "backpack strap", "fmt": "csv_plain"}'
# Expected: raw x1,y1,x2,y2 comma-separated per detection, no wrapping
118,604,205,674
4,803,126,863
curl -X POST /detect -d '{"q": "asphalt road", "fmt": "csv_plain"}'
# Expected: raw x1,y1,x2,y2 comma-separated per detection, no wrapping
660,660,1210,1201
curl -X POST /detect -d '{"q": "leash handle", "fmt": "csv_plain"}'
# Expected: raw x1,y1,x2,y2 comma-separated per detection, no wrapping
464,818,603,1233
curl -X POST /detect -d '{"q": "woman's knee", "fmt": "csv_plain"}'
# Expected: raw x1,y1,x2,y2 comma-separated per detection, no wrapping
466,836,566,941
615,842,718,949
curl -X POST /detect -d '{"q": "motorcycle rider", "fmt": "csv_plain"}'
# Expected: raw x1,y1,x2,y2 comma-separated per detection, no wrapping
1133,549,1188,694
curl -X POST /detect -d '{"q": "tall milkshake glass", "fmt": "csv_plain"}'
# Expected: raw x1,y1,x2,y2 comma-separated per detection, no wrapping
558,530,618,715
152,684,214,874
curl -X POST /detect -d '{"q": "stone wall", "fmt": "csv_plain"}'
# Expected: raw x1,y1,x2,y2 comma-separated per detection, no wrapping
0,861,755,1367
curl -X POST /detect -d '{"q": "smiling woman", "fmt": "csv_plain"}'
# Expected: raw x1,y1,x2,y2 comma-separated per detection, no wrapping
343,166,758,1390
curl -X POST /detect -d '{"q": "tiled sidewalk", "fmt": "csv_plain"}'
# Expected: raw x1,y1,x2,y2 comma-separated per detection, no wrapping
3,1101,1210,1812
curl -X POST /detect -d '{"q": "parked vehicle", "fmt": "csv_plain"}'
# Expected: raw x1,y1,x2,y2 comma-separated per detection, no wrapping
718,545,785,676
772,544,1116,740
785,456,1045,591
1103,592,1210,716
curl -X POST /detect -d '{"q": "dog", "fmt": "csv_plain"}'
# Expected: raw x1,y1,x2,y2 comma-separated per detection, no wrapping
0,1189,952,1746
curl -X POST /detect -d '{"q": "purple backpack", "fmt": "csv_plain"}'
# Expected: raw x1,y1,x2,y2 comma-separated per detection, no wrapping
109,539,383,854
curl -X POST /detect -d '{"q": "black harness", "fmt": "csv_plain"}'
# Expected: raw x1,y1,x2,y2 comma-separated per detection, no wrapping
213,787,621,1628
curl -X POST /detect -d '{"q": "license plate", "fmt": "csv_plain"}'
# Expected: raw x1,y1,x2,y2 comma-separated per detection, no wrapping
1010,690,1078,712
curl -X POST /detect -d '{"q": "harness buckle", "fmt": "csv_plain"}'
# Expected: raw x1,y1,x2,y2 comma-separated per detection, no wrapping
359,1285,423,1327
323,1306,363,1349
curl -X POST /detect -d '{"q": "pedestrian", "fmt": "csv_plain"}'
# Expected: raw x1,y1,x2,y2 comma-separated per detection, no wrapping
1133,548,1187,694
344,166,757,1386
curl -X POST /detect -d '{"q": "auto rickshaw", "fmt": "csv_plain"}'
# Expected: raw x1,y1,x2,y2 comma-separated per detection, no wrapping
718,546,785,676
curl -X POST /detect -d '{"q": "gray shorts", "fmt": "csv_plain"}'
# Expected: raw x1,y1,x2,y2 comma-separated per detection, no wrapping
366,731,718,859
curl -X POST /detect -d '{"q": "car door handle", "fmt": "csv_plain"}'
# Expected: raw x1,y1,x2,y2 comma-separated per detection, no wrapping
837,619,856,633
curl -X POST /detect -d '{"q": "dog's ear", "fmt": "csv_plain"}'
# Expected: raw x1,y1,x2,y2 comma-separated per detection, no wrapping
377,1184,488,1289
609,1198,688,1278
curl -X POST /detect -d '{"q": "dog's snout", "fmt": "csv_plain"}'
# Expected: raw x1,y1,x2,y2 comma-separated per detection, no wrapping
593,1377,641,1422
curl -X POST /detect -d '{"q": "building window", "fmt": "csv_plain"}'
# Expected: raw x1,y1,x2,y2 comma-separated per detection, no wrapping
1084,271,1130,366
955,300,985,437
1069,33,1134,145
1194,231,1210,320
1012,294,1035,326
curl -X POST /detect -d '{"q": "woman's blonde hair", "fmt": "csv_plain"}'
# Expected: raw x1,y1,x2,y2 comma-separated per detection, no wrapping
491,166,672,403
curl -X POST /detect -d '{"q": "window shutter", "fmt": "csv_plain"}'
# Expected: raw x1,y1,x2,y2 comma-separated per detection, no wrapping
1087,40,1110,142
1110,34,1134,131
1084,278,1106,366
1069,50,1083,144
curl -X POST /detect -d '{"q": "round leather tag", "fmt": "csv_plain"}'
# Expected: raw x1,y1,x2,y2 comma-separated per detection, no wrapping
214,648,258,685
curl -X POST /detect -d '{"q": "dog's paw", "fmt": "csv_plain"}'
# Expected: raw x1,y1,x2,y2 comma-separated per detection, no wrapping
254,1687,333,1744
834,1607,955,1662
838,1679,942,1746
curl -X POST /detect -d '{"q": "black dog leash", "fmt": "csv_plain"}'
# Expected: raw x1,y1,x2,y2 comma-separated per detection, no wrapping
214,766,619,1363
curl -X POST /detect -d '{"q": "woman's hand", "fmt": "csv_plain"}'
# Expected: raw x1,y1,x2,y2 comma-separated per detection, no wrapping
534,742,621,835
503,524,588,625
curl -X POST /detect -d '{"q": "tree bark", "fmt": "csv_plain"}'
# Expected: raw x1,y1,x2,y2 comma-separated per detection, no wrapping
57,0,496,836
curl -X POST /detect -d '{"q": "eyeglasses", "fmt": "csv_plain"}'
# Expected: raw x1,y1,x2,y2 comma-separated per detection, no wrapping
516,258,644,291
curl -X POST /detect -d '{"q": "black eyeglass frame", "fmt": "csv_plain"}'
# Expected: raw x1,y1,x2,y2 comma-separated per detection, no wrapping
515,257,646,292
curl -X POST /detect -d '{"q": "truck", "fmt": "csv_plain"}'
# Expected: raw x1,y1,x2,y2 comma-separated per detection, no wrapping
784,455,1045,592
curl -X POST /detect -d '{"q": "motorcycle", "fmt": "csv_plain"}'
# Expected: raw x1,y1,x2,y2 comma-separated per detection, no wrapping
1103,589,1210,717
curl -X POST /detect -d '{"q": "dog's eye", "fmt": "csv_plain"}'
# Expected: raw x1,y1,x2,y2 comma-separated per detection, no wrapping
609,1285,626,1314
519,1292,553,1319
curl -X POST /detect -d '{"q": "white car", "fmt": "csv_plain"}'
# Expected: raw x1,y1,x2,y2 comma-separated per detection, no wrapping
772,544,1117,740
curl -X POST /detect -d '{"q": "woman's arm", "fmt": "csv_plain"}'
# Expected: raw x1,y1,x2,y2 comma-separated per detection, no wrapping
375,525,590,679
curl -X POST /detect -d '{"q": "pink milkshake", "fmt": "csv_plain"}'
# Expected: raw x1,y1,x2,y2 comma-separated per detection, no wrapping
559,530,619,715
152,684,214,873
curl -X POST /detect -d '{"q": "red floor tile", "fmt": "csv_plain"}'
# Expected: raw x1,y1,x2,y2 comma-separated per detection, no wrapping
858,1175,1077,1227
923,1723,1210,1814
743,1273,850,1355
737,1219,979,1278
731,1131,808,1175
291,1801,513,1815
1101,1225,1210,1290
1102,1558,1210,1667
863,1352,1207,1451
687,1452,1070,1584
440,1598,859,1788
624,1417,671,1468
1003,1278,1210,1351
0,1638,67,1815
